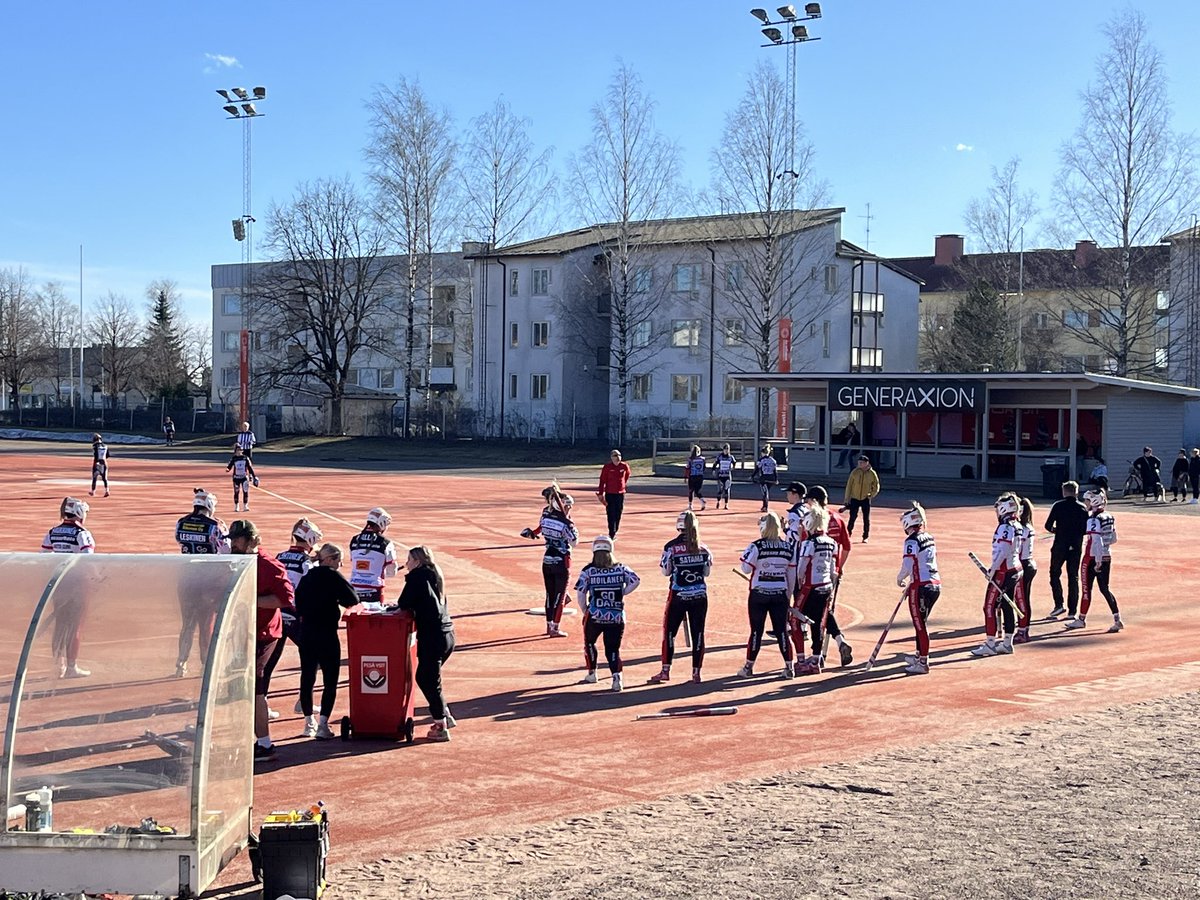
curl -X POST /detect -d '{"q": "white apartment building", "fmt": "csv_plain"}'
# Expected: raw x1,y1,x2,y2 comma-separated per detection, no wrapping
468,210,921,442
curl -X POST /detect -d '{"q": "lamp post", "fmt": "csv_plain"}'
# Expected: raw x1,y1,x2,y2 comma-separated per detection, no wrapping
217,86,267,427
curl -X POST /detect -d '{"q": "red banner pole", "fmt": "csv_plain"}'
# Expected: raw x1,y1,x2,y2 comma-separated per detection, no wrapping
776,318,791,439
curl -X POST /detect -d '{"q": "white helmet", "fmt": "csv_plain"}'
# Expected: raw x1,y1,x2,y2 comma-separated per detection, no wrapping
593,534,614,553
900,503,926,532
366,507,392,531
676,510,689,531
1083,488,1107,512
193,488,218,516
61,497,89,522
994,494,1018,520
292,518,323,547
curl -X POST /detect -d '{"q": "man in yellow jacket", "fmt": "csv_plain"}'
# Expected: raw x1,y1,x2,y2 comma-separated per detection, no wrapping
840,455,880,544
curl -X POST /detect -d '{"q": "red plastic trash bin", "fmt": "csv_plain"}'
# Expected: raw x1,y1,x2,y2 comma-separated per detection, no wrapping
341,610,417,743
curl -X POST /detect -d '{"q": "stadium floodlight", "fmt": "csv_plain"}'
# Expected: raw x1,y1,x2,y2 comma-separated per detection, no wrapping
232,218,246,241
216,89,233,102
253,86,267,99
223,104,240,117
805,2,822,16
777,5,796,19
750,8,770,24
762,26,783,42
240,102,257,116
231,87,249,100
792,24,808,39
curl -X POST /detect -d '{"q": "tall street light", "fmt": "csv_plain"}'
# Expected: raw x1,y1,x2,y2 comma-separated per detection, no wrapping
218,86,267,426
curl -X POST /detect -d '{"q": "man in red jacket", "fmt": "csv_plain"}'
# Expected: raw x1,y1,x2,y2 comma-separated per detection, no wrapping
597,449,632,539
229,519,295,762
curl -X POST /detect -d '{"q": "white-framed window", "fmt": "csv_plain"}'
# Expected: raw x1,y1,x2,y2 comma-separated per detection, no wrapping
532,321,550,347
631,373,652,401
509,373,518,399
822,320,831,358
221,331,240,353
671,374,701,406
531,373,549,400
1157,290,1170,312
221,366,239,388
851,347,884,369
222,293,241,316
1155,347,1169,369
509,322,519,348
724,375,746,403
532,267,551,295
725,262,744,290
671,319,701,348
672,263,701,294
509,269,520,297
1063,310,1090,329
632,320,652,348
380,368,396,389
824,264,838,293
723,318,745,345
633,265,653,294
852,292,885,314
358,368,379,389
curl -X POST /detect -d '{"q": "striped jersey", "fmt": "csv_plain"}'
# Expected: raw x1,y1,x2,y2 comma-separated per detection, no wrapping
575,563,641,625
659,535,713,599
740,538,795,595
538,510,578,566
1085,512,1117,559
794,533,837,589
899,531,940,586
42,522,95,554
235,430,256,451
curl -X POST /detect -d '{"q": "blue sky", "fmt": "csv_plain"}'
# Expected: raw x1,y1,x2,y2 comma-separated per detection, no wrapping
2,1,1198,327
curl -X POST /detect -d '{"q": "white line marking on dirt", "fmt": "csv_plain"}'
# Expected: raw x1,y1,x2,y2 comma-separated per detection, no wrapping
987,659,1200,705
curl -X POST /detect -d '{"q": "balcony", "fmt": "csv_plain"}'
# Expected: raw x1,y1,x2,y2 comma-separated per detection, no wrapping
429,366,456,390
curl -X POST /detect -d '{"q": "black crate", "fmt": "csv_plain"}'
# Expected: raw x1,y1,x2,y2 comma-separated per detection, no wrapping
260,815,328,900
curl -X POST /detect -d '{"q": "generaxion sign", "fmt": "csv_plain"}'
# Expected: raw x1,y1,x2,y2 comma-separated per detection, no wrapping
829,379,981,412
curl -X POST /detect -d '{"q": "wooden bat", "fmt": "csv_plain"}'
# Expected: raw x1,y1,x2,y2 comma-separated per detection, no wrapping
966,551,1019,613
636,706,738,720
863,589,908,672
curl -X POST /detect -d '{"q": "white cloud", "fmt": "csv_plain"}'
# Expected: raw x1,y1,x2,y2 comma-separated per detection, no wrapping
955,142,975,152
203,53,241,74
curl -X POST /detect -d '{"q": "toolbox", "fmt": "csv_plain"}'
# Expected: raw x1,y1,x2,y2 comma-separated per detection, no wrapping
258,808,329,900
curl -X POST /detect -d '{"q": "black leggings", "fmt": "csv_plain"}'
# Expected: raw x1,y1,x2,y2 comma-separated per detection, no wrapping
661,594,707,670
1081,558,1118,618
604,493,625,538
543,561,570,623
299,632,341,718
91,462,108,491
415,634,455,720
746,591,791,663
584,618,625,674
233,479,249,505
687,475,704,502
716,477,731,502
759,480,776,507
800,585,834,656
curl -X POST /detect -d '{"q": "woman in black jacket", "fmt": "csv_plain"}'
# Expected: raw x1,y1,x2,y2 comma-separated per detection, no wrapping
395,545,456,742
1171,449,1190,502
295,543,360,739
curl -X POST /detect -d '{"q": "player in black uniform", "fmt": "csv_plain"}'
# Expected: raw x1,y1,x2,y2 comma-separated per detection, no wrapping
173,488,229,677
89,433,110,497
576,536,641,691
685,445,707,510
521,484,579,637
225,446,258,512
753,445,778,512
711,443,736,509
651,510,713,683
277,518,323,716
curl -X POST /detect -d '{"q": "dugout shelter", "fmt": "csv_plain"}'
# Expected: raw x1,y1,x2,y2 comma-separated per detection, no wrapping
0,552,257,899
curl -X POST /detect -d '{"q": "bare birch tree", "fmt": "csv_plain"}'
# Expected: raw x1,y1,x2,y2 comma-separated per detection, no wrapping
0,268,48,422
88,293,144,409
37,280,80,404
181,319,212,393
257,177,402,434
1051,9,1197,377
567,63,682,443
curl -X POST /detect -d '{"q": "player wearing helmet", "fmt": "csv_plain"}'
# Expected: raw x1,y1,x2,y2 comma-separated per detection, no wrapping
1013,497,1038,643
971,493,1021,658
651,510,713,684
521,484,579,637
736,511,796,677
348,507,398,605
799,485,855,667
277,518,324,717
711,443,736,509
89,433,110,497
791,505,838,676
575,535,641,692
685,445,707,511
896,502,940,675
753,445,778,512
173,488,230,677
1065,490,1123,633
41,497,95,678
225,446,257,512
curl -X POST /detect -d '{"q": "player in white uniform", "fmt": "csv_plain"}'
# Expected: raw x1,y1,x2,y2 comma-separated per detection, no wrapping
753,446,779,512
276,518,323,714
896,503,940,675
711,444,736,509
349,507,397,604
225,446,258,511
791,505,838,676
174,489,229,677
1065,489,1124,633
971,493,1021,658
1014,497,1038,643
737,511,796,678
41,497,95,677
575,536,641,692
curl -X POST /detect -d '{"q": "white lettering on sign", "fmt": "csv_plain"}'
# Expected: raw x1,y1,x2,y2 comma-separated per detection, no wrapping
361,655,389,694
830,381,978,412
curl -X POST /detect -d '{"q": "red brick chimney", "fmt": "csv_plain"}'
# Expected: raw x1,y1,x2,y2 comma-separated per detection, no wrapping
1074,239,1098,268
934,234,964,266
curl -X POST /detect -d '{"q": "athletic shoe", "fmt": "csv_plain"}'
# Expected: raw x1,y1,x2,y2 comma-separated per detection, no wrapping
244,504,250,511
737,662,755,678
253,743,277,761
581,671,597,684
294,699,304,714
303,716,318,738
862,537,869,544
994,642,1014,655
267,708,280,721
611,673,624,692
700,499,707,511
648,669,670,683
1064,617,1086,630
1013,628,1030,644
782,662,795,679
794,657,822,676
445,709,457,728
838,643,854,667
687,502,693,510
1106,618,1124,633
175,661,188,678
904,658,930,675
1048,605,1066,618
314,722,335,740
104,490,110,497
971,642,999,657
88,490,94,497
691,671,702,684
1189,498,1199,505
903,652,920,664
234,503,241,512
550,626,568,638
426,723,450,742
63,664,91,678
545,623,554,636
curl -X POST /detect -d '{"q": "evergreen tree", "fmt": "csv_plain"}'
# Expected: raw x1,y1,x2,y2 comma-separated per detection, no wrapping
142,283,188,399
935,279,1014,372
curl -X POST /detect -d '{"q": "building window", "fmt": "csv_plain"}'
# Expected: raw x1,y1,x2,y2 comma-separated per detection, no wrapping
1156,290,1170,312
723,318,745,345
509,373,518,399
671,374,701,407
851,347,884,370
671,319,700,348
380,368,396,389
723,375,745,403
221,331,240,353
725,262,744,291
852,292,884,314
531,373,549,400
822,320,831,358
532,268,550,295
221,366,239,388
222,293,241,316
631,320,652,348
672,264,701,294
1063,310,1090,329
347,368,359,386
632,373,652,401
509,322,519,348
824,265,838,293
1029,312,1050,329
509,269,519,297
1155,348,1169,369
435,345,454,367
358,368,379,389
633,265,653,294
532,321,550,347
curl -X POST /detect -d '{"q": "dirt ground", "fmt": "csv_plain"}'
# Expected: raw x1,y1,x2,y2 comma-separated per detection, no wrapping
326,689,1200,900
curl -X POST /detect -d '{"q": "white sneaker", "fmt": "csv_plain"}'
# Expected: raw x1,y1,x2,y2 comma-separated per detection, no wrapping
904,657,930,675
700,499,707,510
737,662,755,677
1064,617,1087,630
782,662,795,679
234,503,241,512
971,642,999,657
1048,606,1066,618
445,709,457,728
64,664,91,678
314,722,335,740
550,625,568,638
267,707,280,720
995,641,1014,655
611,672,623,692
303,716,318,738
244,504,250,511
1107,618,1124,633
581,671,597,684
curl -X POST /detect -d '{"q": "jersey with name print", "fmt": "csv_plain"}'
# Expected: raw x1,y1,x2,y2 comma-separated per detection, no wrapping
712,453,736,478
349,529,397,590
795,533,837,589
659,535,713,599
900,531,940,586
757,456,778,482
42,522,95,554
175,513,229,555
740,538,795,595
575,563,641,625
990,520,1020,573
686,456,706,477
277,548,314,590
785,503,807,542
1085,511,1117,560
538,510,578,566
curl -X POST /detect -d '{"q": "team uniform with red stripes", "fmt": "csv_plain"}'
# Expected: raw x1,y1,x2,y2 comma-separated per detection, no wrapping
349,529,397,604
792,529,838,673
1079,509,1121,626
898,529,941,661
1015,521,1036,638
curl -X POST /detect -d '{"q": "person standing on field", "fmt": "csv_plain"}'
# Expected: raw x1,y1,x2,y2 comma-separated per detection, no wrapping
1065,489,1123,633
1189,448,1200,504
753,445,778,512
1043,481,1088,619
1132,446,1162,501
597,449,631,539
295,542,359,740
841,455,880,543
896,502,940,675
684,445,707,511
235,421,256,461
1171,449,1190,501
711,443,736,509
651,510,712,684
89,433,111,497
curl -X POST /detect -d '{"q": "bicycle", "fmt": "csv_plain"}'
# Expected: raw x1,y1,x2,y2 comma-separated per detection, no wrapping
1121,460,1142,498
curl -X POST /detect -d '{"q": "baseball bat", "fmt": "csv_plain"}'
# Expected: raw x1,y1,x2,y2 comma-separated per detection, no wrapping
966,551,1020,614
863,589,907,672
732,566,749,581
635,706,738,720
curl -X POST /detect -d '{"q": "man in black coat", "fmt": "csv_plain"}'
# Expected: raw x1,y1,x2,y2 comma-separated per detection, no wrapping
1188,448,1200,505
1132,446,1163,501
1043,480,1089,619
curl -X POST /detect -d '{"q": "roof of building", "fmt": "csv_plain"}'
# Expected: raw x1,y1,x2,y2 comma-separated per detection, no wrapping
836,239,924,284
467,208,846,259
730,370,1200,398
1163,223,1200,242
